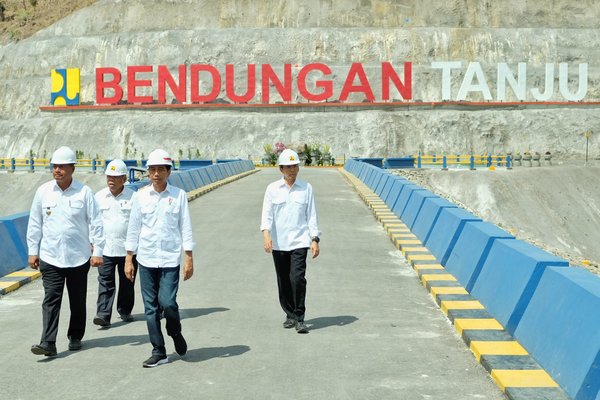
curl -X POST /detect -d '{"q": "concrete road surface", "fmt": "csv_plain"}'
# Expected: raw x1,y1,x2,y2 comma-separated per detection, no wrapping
0,168,505,400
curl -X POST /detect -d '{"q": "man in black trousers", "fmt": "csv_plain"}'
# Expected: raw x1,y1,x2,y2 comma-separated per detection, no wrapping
27,146,104,356
261,148,320,333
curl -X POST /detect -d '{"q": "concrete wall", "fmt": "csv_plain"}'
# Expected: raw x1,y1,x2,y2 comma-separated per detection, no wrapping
0,0,599,160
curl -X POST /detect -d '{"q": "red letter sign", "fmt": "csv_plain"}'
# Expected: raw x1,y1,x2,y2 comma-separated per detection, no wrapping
262,64,292,103
158,65,187,104
127,65,154,104
96,67,123,105
226,64,256,103
382,62,412,100
339,63,375,102
190,64,221,103
297,63,333,102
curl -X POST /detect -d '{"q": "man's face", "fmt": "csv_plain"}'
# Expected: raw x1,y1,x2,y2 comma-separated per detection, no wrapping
52,164,75,185
280,164,299,181
147,165,171,186
106,175,127,193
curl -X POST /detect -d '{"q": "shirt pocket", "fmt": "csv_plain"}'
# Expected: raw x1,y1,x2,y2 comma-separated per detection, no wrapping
69,200,85,216
120,201,132,215
167,205,180,224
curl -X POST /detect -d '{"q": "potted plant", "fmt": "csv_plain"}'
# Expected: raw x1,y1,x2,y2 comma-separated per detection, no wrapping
322,144,332,166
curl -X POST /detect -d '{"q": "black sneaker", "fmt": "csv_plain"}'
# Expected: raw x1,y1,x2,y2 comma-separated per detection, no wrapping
142,354,169,368
93,315,110,327
31,343,57,357
120,314,134,323
172,333,187,356
283,317,296,329
68,338,82,351
295,321,309,334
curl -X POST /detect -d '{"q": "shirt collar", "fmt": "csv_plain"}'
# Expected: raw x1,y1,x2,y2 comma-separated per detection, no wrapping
52,179,82,193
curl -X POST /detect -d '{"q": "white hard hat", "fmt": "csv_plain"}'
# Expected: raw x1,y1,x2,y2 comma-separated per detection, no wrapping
146,149,173,167
105,159,128,176
278,149,300,166
50,146,76,164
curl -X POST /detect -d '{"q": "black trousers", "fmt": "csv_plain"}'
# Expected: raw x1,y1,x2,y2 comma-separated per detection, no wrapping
96,255,138,321
39,260,90,344
272,248,308,322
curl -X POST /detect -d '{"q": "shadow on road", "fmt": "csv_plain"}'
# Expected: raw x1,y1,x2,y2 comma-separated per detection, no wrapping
182,345,251,363
306,315,358,330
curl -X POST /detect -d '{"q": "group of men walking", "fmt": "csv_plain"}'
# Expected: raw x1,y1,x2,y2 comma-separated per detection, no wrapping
26,146,319,367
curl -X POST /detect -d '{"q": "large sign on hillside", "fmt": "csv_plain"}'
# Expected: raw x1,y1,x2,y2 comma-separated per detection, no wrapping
47,61,591,109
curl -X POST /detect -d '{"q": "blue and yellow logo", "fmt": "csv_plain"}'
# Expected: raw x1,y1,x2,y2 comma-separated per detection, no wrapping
51,68,80,106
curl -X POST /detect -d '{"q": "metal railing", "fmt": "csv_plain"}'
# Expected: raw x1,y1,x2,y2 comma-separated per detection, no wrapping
0,158,107,172
414,154,512,169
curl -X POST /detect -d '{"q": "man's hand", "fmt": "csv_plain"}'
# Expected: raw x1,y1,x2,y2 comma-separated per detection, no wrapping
125,254,136,282
29,255,40,270
310,241,320,259
262,230,272,253
91,256,103,267
183,251,193,281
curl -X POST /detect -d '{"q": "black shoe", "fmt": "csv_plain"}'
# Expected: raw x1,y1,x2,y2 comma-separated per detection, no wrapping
93,315,110,327
283,317,296,329
31,343,57,357
173,333,187,356
142,354,169,368
120,314,134,323
68,338,82,351
295,321,309,334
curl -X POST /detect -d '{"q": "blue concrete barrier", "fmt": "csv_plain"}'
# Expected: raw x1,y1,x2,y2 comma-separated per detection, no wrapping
401,189,438,229
384,178,410,210
205,166,219,182
384,157,414,169
0,218,28,276
356,157,384,168
444,221,515,291
470,239,569,335
411,197,457,243
167,173,187,191
514,267,600,400
374,173,390,196
424,207,481,265
179,159,212,169
392,184,426,219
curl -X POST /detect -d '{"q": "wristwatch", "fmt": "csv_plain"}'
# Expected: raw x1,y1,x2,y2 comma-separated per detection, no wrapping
311,236,320,243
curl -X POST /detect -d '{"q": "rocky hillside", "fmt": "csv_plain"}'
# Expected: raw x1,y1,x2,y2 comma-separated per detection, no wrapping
0,0,599,161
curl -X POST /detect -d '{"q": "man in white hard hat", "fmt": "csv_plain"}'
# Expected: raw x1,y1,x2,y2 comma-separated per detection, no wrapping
125,149,195,368
27,146,104,357
92,159,137,328
260,148,320,334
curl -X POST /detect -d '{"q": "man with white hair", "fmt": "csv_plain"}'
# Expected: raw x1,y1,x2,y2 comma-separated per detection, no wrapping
93,159,137,327
261,148,320,334
27,146,104,356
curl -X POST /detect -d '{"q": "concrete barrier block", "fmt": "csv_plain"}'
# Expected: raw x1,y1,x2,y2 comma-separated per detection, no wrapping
205,166,219,183
167,173,186,191
366,168,383,190
198,168,212,184
188,169,205,187
383,177,409,209
391,184,420,218
412,197,457,243
425,207,481,265
514,266,600,400
445,221,515,291
401,189,438,229
471,239,569,335
0,221,27,276
375,174,390,196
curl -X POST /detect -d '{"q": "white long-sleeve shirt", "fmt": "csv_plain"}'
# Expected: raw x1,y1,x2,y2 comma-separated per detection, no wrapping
125,183,195,268
260,178,320,251
27,179,104,268
95,186,135,257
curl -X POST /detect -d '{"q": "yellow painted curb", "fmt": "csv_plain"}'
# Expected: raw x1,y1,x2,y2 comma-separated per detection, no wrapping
430,286,468,296
441,300,485,315
470,341,528,362
454,318,503,335
491,369,559,390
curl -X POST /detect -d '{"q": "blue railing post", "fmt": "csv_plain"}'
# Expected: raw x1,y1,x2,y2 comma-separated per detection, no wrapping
10,158,15,172
29,157,35,172
92,159,97,173
417,154,422,169
129,168,135,183
442,155,448,170
506,155,512,169
470,154,475,170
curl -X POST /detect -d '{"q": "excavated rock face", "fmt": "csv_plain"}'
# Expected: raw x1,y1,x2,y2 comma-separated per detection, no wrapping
0,0,599,160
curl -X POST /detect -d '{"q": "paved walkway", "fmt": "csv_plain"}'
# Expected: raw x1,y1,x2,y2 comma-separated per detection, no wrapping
0,168,504,400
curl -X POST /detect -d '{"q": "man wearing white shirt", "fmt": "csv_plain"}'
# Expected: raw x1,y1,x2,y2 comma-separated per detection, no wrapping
125,149,194,368
261,149,320,334
27,146,104,357
93,159,137,327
